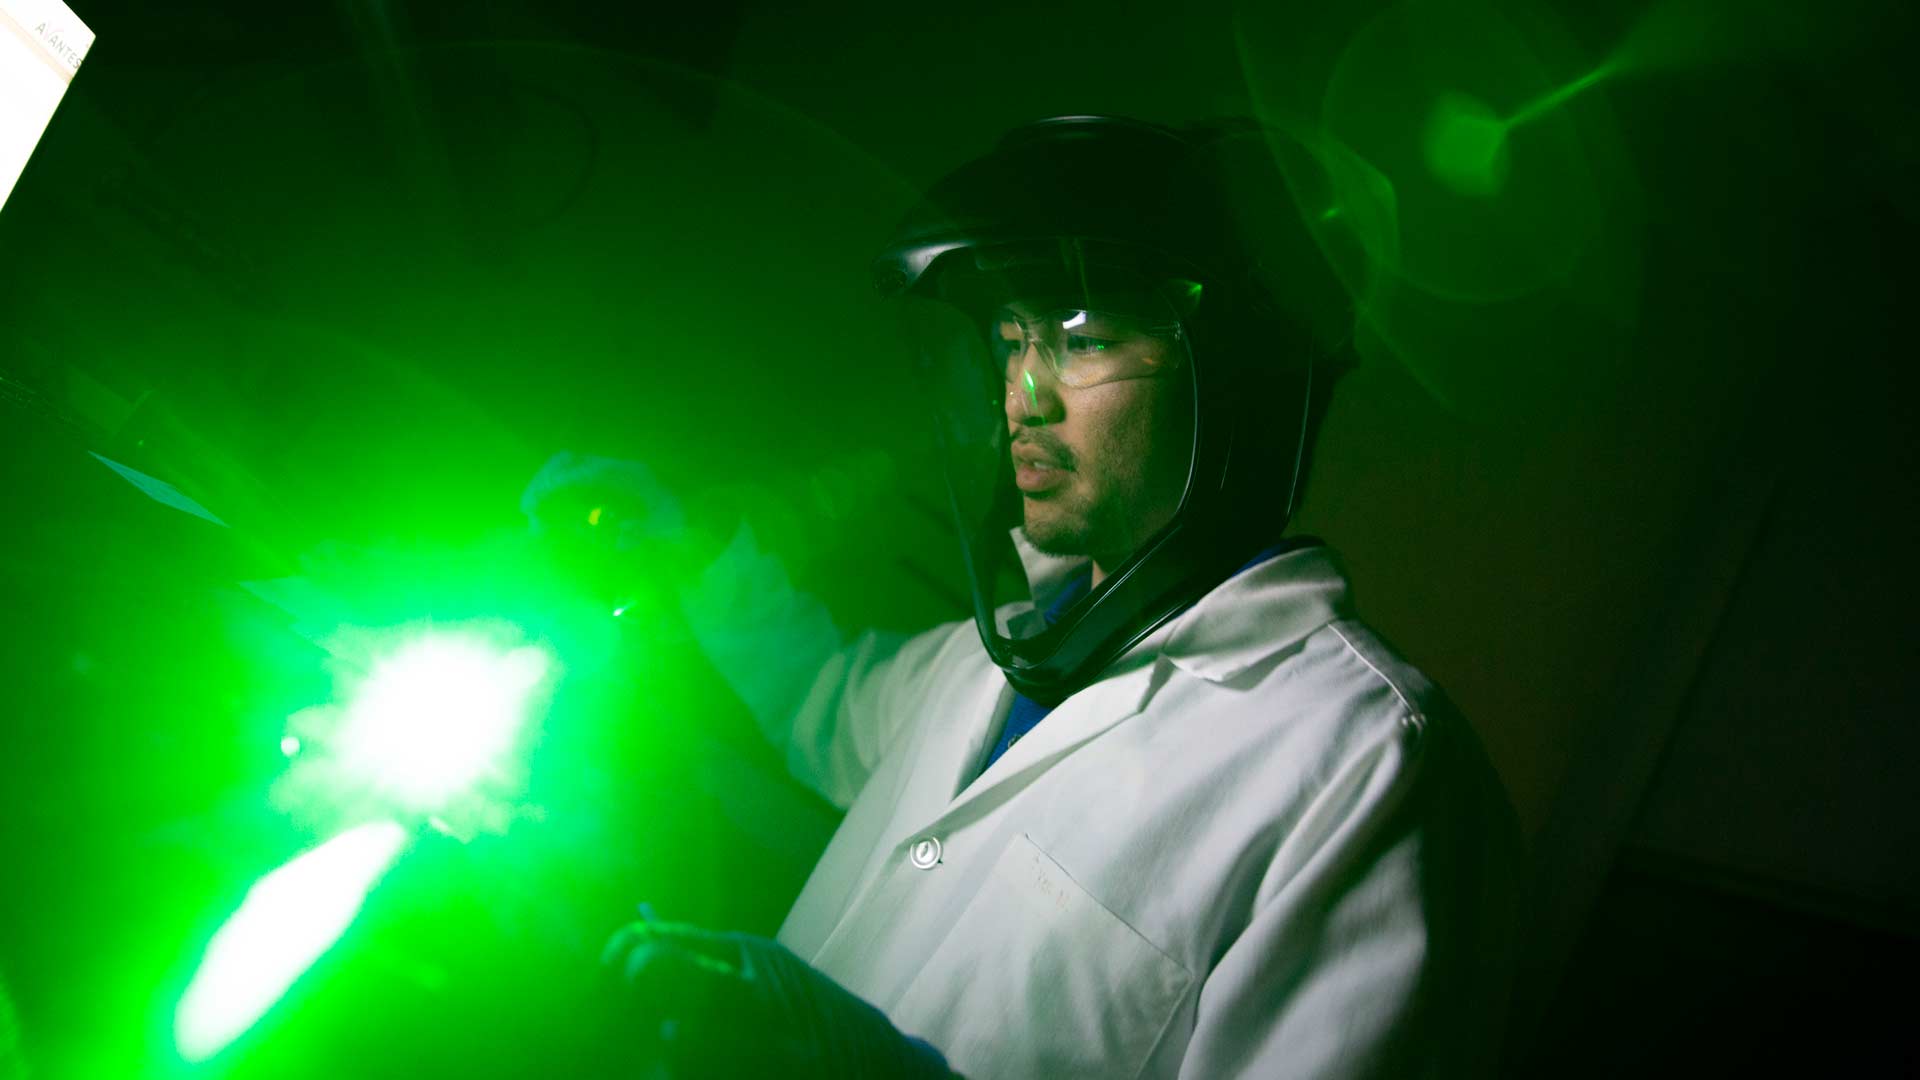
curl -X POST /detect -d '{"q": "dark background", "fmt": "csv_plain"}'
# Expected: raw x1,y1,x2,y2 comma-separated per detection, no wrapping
1,0,1915,1075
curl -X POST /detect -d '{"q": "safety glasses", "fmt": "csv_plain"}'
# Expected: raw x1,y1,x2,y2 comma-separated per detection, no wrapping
989,305,1184,390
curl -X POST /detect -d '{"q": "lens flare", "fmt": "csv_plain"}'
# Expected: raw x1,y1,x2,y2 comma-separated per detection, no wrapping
1423,64,1621,199
174,820,408,1062
1424,92,1512,197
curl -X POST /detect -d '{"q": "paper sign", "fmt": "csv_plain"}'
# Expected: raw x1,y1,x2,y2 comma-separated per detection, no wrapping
0,0,92,212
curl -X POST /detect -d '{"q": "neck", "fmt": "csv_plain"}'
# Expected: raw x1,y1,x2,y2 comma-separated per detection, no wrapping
1089,550,1127,587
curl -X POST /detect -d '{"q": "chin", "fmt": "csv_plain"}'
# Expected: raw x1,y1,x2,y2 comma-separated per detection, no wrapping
1021,516,1093,558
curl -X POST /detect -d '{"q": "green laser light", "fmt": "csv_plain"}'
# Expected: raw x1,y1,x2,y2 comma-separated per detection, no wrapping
174,821,408,1062
333,634,552,814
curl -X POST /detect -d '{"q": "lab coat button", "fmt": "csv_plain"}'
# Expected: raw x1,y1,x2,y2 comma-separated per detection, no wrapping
909,836,942,869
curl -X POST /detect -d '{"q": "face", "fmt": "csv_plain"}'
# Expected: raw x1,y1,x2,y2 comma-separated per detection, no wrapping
999,304,1194,576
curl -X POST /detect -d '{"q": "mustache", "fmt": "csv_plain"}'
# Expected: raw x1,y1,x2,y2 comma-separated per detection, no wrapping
1011,433,1074,470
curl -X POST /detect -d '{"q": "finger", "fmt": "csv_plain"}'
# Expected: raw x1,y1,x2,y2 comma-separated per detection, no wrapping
600,924,644,968
622,940,666,985
600,920,707,971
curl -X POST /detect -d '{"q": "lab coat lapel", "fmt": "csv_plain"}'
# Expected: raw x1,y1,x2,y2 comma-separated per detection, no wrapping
916,647,1162,833
916,656,1016,808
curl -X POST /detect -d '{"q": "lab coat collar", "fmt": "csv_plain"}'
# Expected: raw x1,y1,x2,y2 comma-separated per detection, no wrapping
930,541,1351,831
1157,543,1354,683
1009,527,1354,685
1013,522,1359,680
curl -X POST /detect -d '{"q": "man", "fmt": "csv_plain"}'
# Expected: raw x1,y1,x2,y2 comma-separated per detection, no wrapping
568,116,1520,1077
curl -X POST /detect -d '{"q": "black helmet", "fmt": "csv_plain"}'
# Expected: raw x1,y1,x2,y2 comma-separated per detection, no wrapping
877,116,1348,706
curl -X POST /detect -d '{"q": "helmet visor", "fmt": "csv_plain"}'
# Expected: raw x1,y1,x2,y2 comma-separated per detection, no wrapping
899,245,1202,659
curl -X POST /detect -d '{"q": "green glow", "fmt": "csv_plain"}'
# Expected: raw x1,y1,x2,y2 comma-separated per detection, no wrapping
1,974,22,1077
174,820,408,1062
1424,92,1512,198
1319,136,1403,271
1425,65,1616,199
1022,368,1038,412
334,633,552,814
1508,63,1615,128
280,735,300,757
1240,0,1645,412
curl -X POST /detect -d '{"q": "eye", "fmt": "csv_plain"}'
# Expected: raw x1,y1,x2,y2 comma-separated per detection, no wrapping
1064,334,1113,355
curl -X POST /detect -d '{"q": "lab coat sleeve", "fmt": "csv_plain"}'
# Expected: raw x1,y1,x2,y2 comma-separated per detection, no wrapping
1177,713,1519,1079
677,522,948,809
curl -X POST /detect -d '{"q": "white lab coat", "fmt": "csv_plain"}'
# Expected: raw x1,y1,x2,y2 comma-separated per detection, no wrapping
689,536,1520,1078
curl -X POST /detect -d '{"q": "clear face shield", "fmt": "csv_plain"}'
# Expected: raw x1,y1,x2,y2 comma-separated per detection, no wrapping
899,246,1204,674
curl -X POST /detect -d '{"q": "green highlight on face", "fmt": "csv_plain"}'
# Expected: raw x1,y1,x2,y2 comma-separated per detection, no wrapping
1023,368,1038,413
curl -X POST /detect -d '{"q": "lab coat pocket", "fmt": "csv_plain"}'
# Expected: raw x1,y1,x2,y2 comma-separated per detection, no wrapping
890,833,1194,1077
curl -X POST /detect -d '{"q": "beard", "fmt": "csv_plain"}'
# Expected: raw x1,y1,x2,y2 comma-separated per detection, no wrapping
1021,484,1125,560
1022,499,1094,557
1019,451,1189,570
1007,377,1190,566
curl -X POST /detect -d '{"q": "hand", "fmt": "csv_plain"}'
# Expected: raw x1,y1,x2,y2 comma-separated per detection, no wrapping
600,920,957,1079
520,451,686,551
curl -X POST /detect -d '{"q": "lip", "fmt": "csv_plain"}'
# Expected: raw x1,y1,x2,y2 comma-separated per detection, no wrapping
1015,461,1068,493
1012,444,1070,493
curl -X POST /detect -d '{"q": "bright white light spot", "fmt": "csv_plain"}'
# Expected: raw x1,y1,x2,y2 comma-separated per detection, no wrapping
280,735,301,757
174,820,407,1062
335,635,551,813
1059,310,1088,330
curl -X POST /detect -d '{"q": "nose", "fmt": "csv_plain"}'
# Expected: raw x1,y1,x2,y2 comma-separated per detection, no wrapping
1006,351,1064,428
